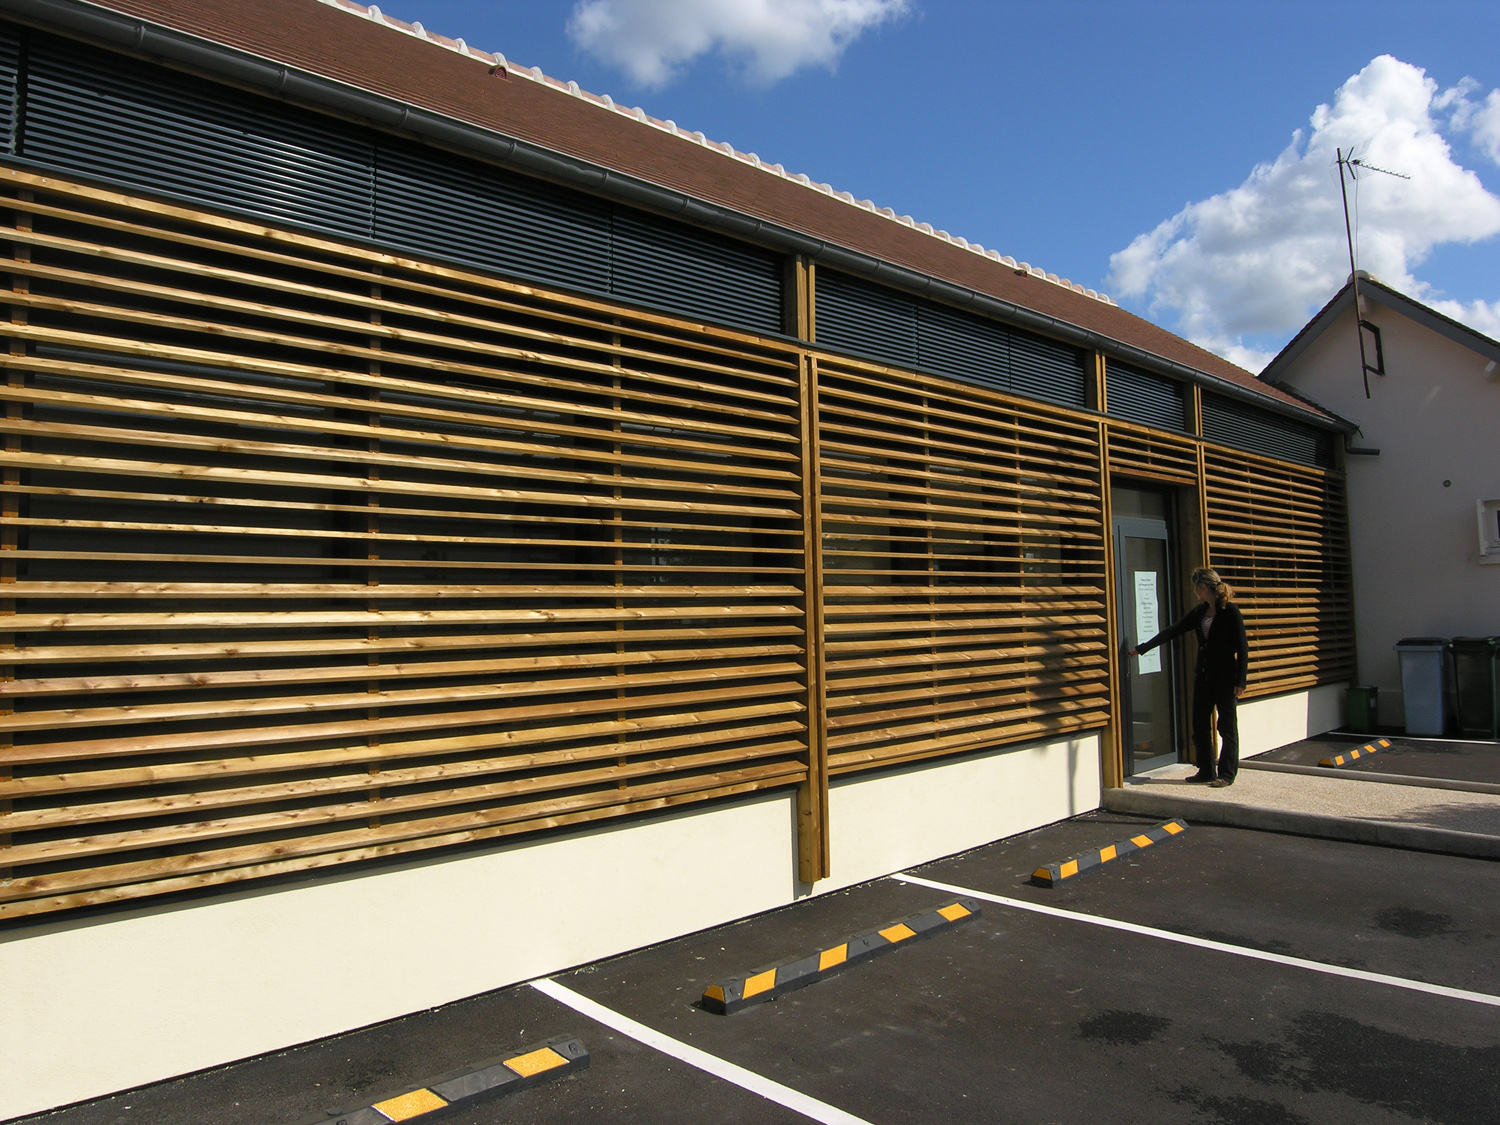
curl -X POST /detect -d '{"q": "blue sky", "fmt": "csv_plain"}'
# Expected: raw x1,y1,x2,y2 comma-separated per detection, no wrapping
365,0,1500,371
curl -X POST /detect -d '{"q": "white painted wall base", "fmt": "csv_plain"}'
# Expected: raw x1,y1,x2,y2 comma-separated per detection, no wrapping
826,734,1100,890
1,733,1099,1120
1239,683,1347,758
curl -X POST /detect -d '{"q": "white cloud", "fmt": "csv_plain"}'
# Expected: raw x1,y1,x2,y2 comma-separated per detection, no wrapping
1430,296,1500,339
1109,56,1500,370
1452,88,1500,165
567,0,909,88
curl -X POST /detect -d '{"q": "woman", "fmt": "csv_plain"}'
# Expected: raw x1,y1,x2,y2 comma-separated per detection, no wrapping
1130,567,1248,787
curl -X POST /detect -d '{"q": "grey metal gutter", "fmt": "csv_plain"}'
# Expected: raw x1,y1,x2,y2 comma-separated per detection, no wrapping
3,0,1340,430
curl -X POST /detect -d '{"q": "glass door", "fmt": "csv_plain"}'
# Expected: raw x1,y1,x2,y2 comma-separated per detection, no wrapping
1113,489,1179,776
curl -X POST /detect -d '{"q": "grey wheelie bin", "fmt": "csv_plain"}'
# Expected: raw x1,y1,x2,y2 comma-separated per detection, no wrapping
1450,636,1500,739
1394,637,1448,736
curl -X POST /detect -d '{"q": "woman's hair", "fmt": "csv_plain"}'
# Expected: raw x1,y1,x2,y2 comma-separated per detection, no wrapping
1190,566,1234,606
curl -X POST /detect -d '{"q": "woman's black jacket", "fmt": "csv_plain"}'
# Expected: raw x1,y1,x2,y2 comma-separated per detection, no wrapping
1137,600,1249,690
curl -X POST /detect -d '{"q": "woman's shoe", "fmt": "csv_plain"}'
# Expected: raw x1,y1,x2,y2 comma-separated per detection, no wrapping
1183,772,1214,783
1208,778,1233,788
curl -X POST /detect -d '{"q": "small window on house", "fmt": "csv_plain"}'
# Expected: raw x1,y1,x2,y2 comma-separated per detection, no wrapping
1479,499,1500,563
1360,319,1385,377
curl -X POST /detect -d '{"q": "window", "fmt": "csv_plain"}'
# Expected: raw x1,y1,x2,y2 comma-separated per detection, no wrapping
1479,499,1500,563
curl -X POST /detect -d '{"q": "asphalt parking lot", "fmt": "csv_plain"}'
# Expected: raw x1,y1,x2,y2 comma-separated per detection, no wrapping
1254,733,1500,787
21,812,1500,1125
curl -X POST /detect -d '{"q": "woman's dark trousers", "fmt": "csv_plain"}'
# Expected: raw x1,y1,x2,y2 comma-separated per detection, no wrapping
1191,676,1240,781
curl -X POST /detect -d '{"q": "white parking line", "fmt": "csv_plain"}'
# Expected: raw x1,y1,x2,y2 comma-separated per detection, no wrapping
893,872,1500,1009
530,977,875,1125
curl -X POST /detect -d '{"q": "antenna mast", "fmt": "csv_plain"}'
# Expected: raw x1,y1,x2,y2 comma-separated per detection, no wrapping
1335,147,1410,398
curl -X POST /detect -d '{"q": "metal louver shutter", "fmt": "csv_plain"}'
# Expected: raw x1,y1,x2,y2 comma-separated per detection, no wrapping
610,211,782,334
1009,327,1087,408
376,140,610,295
22,34,374,237
815,270,918,369
917,300,1011,394
1202,393,1333,467
0,26,18,154
1106,359,1188,431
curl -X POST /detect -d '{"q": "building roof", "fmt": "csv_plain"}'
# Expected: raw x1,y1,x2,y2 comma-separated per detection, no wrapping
1261,272,1500,386
19,0,1332,422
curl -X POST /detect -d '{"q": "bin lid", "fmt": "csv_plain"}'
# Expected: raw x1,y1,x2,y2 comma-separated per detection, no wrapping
1394,636,1448,649
1451,636,1500,650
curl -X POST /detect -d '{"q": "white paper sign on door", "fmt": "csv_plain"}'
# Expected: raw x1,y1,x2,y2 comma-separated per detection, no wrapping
1134,571,1161,674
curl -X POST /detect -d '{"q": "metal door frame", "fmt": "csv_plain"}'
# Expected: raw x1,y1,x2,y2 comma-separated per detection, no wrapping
1113,513,1181,775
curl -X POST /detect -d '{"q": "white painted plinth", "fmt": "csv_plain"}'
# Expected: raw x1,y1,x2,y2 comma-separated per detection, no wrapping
1238,683,1347,758
1,732,1100,1119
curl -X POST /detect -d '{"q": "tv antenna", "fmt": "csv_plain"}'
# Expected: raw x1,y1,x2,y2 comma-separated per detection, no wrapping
1335,147,1410,397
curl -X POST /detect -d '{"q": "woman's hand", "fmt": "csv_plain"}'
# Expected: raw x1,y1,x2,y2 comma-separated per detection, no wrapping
1234,687,1244,698
1129,646,1139,657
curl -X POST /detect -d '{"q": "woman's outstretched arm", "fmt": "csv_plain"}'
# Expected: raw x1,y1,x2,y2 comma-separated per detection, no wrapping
1131,603,1204,656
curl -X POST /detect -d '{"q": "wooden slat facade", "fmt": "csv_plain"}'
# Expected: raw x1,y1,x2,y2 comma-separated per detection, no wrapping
1204,446,1355,696
0,165,1355,919
818,358,1111,773
1105,424,1200,486
0,168,814,919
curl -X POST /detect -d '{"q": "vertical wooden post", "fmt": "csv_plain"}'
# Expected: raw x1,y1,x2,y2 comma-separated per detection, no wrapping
785,256,814,342
1193,398,1217,759
612,321,628,787
922,394,936,729
366,274,383,827
0,192,28,868
1174,478,1206,766
1088,351,1107,414
1097,421,1123,789
1190,386,1210,559
796,351,829,882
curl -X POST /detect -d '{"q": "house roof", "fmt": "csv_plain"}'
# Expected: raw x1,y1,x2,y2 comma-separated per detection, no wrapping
1262,273,1500,386
15,0,1334,424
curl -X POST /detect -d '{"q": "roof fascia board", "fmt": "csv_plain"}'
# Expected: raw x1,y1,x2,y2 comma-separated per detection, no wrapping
8,0,1340,430
1360,280,1500,365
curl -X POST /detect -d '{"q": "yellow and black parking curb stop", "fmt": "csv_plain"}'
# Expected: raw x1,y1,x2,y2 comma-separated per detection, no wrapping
701,898,981,1015
308,1035,588,1123
1319,738,1391,768
1031,819,1188,887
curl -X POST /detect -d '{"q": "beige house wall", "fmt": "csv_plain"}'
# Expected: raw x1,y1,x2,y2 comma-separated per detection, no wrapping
1274,302,1500,724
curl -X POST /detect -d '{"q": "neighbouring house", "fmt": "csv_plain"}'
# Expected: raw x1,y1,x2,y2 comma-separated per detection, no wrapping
0,0,1355,1115
1259,271,1500,728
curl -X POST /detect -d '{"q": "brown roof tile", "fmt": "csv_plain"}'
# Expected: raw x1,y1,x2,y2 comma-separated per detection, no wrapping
76,0,1320,417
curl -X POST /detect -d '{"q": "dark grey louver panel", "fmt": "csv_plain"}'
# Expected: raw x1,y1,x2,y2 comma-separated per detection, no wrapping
611,211,782,334
815,270,918,369
1008,329,1087,408
1202,393,1333,468
917,300,1011,394
0,26,18,155
818,270,1086,408
1106,359,1188,432
376,141,610,295
23,35,375,237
